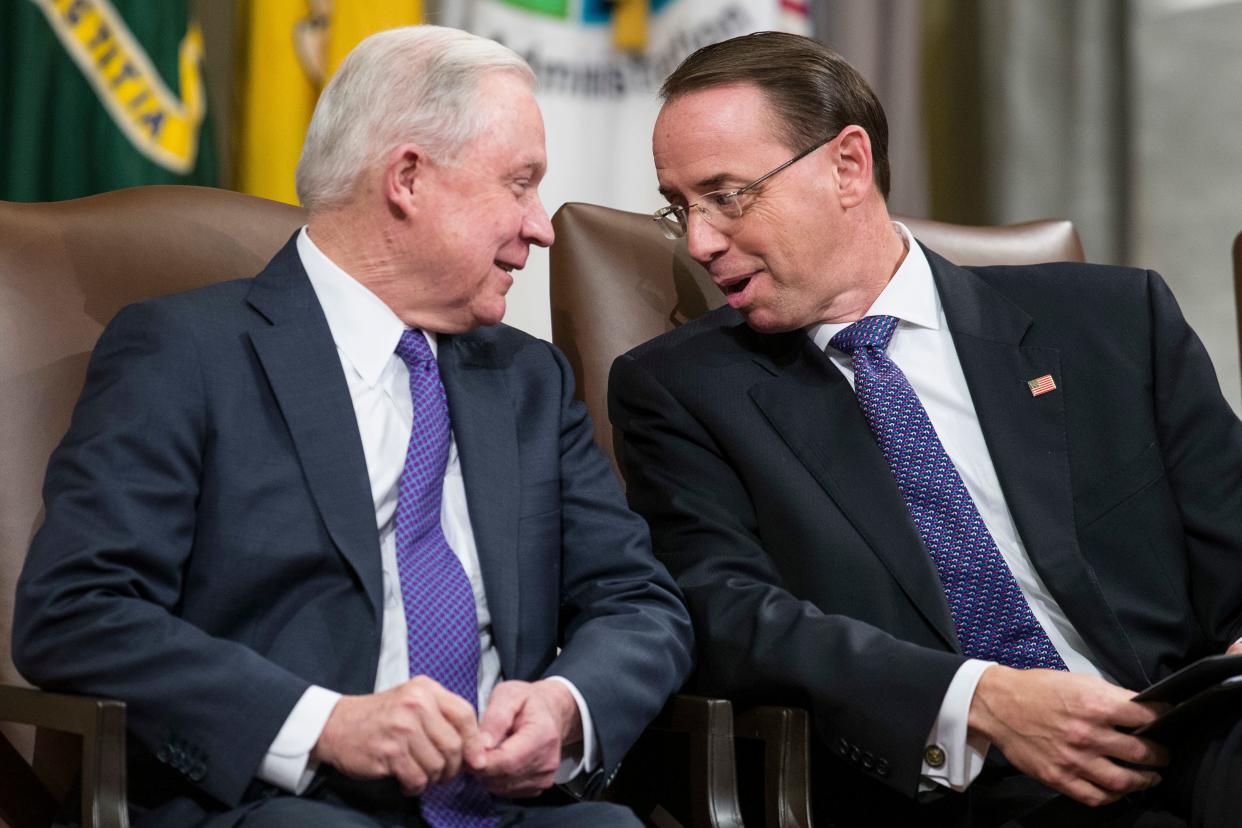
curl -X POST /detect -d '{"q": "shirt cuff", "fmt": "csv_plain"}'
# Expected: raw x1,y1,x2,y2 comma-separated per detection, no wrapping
256,685,342,794
919,659,993,793
544,675,599,783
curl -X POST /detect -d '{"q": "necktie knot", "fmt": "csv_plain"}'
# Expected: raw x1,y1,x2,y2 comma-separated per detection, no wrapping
395,329,435,369
829,314,899,356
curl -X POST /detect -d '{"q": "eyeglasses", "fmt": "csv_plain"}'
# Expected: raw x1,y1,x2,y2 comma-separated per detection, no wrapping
652,133,836,240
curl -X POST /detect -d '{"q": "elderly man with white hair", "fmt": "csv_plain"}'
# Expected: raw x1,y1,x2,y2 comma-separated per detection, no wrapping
13,25,692,828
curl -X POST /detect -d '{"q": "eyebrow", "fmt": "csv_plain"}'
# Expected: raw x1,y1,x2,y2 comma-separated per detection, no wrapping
696,173,734,191
511,158,546,179
658,172,741,202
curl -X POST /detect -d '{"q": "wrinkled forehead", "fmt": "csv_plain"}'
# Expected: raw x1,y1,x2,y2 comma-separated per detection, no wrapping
653,84,793,196
654,82,787,139
478,70,543,129
465,72,548,169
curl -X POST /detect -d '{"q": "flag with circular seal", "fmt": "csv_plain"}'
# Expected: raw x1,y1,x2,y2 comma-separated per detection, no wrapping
234,0,424,206
0,0,216,201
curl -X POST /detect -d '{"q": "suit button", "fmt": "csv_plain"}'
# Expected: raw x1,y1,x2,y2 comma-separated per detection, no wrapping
836,737,849,757
876,758,890,777
862,751,875,770
849,746,861,764
924,745,946,768
190,762,206,782
156,745,170,763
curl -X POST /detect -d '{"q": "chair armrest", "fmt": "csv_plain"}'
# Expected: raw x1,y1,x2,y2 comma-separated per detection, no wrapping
608,693,744,828
651,695,745,828
0,683,128,828
733,705,813,828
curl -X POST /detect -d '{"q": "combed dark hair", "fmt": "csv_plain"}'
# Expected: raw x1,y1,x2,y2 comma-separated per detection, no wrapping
660,31,890,199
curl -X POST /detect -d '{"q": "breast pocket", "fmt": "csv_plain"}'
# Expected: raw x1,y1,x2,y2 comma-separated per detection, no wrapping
1074,441,1191,629
1074,441,1167,529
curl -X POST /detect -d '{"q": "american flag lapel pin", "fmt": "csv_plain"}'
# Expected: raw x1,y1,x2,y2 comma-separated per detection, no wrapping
1027,374,1057,397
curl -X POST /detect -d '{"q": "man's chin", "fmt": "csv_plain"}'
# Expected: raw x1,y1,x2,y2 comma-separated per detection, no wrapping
739,308,801,335
473,300,507,329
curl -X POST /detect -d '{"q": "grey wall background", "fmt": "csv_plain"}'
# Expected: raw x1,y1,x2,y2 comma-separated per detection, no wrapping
1132,0,1242,413
922,0,1242,412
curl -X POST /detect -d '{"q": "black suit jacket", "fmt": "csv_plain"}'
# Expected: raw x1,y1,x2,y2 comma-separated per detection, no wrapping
609,246,1242,816
14,237,693,824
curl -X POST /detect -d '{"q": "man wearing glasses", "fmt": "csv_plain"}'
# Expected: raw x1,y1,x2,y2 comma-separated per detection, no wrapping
609,31,1242,828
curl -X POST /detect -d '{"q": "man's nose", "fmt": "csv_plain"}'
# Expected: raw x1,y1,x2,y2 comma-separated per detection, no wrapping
524,198,555,248
685,209,728,263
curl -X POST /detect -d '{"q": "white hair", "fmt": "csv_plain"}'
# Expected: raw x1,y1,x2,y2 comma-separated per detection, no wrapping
295,25,535,212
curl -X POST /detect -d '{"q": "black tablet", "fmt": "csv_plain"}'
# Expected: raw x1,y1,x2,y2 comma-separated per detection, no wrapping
1134,654,1242,704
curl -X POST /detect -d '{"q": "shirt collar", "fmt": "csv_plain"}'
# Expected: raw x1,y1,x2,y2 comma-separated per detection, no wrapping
807,221,941,353
297,226,436,387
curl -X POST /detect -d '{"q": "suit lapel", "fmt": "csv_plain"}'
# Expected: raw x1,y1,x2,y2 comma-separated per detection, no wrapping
930,248,1146,684
246,237,384,628
747,330,960,650
438,333,522,676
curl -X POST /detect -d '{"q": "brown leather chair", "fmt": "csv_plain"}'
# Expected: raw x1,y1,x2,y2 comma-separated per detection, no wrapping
548,201,1085,828
0,186,306,828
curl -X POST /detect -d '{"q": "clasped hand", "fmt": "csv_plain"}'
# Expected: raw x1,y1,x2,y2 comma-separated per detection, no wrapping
312,676,582,798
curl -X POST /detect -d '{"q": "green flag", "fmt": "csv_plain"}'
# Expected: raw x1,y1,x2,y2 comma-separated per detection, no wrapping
0,0,216,202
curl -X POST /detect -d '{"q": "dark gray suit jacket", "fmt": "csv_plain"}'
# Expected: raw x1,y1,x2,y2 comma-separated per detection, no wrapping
609,245,1242,820
14,236,693,823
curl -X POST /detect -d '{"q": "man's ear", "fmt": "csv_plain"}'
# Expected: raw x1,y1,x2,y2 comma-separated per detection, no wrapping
384,143,426,217
832,125,874,209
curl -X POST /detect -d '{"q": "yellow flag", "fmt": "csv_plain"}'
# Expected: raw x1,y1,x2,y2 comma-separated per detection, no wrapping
327,2,422,78
235,0,422,206
611,0,648,52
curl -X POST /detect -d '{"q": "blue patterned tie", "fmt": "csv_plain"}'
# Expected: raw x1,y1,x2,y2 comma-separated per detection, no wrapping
830,316,1067,670
393,330,498,827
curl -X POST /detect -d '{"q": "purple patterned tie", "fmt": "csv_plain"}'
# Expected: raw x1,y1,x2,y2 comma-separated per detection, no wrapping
393,330,498,827
830,316,1067,670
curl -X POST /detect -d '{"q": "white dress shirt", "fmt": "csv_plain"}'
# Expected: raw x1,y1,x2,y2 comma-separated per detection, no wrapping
808,223,1105,792
256,228,596,792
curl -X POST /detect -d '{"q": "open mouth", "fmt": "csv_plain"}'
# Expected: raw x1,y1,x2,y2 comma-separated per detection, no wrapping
722,276,751,296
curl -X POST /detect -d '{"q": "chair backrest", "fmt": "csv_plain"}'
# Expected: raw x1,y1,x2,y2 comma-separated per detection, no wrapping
0,186,307,760
549,201,1085,474
1234,231,1242,384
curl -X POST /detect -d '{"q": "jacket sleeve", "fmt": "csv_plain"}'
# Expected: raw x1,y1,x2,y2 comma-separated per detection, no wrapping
537,342,695,790
1145,270,1242,644
12,300,310,807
